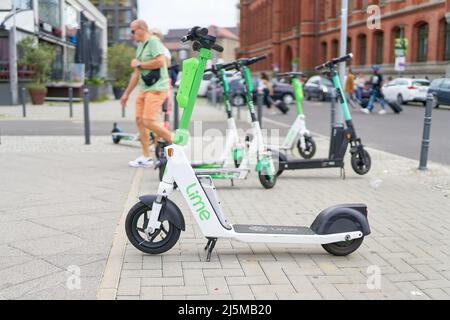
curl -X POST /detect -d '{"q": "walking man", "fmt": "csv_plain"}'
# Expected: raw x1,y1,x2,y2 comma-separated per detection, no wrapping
363,65,386,115
120,20,172,168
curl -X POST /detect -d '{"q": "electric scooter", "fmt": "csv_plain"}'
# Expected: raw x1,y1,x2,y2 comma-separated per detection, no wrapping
189,62,245,170
157,55,278,189
276,54,372,178
125,27,370,261
268,72,317,159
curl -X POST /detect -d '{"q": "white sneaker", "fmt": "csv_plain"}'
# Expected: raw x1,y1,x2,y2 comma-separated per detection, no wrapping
129,155,153,168
378,109,387,115
361,108,370,114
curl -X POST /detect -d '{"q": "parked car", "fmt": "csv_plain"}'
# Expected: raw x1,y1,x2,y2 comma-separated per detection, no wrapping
175,71,218,97
304,76,334,101
428,78,450,108
270,80,295,104
227,78,295,107
382,78,430,105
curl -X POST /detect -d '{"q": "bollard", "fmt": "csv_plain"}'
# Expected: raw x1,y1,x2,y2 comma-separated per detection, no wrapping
68,87,73,118
211,77,217,107
21,87,26,118
256,92,264,128
330,88,337,128
173,88,179,130
419,93,434,171
83,88,91,145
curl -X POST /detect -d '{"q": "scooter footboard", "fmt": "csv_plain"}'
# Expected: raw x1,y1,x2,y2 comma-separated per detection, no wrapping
310,204,370,236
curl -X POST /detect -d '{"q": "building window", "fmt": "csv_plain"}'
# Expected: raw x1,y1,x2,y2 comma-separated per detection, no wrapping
417,23,429,62
14,0,32,10
374,31,384,64
119,27,131,40
39,0,61,27
358,34,366,65
347,37,352,55
444,22,450,60
321,42,328,62
332,39,339,58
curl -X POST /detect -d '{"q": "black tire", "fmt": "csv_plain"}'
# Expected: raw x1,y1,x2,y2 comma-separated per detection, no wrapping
158,161,166,182
397,94,404,105
112,136,121,144
297,136,317,159
305,92,311,101
318,91,326,101
322,237,364,256
125,202,181,255
155,144,161,160
351,149,372,175
258,172,277,189
273,150,287,177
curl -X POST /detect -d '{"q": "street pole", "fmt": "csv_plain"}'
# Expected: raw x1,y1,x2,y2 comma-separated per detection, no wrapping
9,1,18,105
419,94,434,171
69,87,73,118
83,88,91,145
338,0,348,125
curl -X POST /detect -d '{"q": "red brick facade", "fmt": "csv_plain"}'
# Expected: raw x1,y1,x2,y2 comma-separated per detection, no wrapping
239,0,450,77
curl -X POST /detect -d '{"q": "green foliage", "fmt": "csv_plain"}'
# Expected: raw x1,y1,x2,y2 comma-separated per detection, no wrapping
17,36,57,86
85,77,105,85
107,43,135,88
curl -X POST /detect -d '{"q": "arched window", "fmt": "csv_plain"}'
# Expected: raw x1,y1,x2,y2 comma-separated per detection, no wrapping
417,23,429,62
358,34,367,65
332,39,339,58
374,31,384,65
321,42,328,62
445,21,450,61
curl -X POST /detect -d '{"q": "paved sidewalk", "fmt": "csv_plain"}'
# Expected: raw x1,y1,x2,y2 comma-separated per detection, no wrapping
98,103,450,300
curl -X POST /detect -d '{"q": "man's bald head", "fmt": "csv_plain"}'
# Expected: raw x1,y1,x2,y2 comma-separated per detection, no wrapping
130,19,150,42
130,19,149,31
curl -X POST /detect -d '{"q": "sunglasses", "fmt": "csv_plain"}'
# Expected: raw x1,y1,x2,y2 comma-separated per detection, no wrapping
131,29,137,35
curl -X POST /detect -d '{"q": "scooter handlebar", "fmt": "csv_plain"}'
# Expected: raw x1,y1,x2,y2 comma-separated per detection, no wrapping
315,53,353,71
181,27,223,52
238,55,267,67
277,72,305,78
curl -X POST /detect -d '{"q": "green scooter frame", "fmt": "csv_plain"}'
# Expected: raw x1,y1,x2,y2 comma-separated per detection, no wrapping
276,54,371,177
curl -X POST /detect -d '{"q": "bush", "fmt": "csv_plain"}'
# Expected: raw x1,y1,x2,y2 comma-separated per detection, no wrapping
107,43,135,88
17,37,56,87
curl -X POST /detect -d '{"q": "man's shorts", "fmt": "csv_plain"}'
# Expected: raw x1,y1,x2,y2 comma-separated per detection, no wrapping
135,90,168,121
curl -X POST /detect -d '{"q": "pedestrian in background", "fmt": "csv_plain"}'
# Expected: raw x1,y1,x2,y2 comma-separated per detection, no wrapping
362,65,386,115
120,20,172,168
345,67,357,109
260,72,277,115
355,72,365,102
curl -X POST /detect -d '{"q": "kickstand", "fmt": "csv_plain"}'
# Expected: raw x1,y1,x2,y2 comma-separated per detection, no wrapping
230,179,234,187
340,167,346,180
204,237,218,262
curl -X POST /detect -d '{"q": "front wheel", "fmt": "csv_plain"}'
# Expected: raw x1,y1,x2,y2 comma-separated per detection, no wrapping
258,173,277,189
322,237,364,256
298,136,317,159
125,202,181,255
351,149,371,175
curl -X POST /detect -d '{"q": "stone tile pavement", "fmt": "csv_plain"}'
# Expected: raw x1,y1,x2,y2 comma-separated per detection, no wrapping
105,117,450,300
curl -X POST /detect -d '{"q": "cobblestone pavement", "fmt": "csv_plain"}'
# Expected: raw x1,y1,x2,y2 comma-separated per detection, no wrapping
108,111,450,300
2,98,450,300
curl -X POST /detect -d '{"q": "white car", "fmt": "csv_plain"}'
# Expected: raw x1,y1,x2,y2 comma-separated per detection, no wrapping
175,71,217,97
382,78,430,106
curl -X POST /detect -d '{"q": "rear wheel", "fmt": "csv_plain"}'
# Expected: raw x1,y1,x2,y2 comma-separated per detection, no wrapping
298,136,316,159
351,149,371,175
322,237,364,256
125,202,181,255
112,136,121,144
258,173,277,189
397,94,404,105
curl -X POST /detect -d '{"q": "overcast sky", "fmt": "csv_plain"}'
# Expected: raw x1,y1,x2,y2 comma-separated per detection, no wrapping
138,0,239,34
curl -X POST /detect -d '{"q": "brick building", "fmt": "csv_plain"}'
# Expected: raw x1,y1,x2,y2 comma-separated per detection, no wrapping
239,0,450,78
